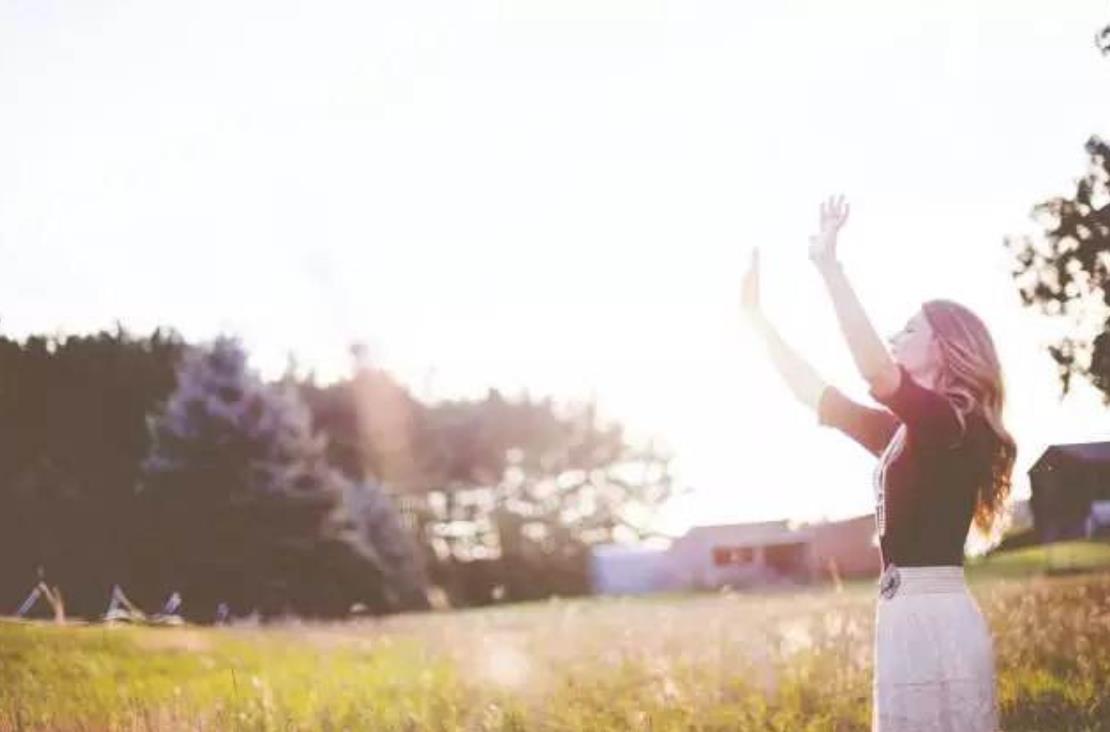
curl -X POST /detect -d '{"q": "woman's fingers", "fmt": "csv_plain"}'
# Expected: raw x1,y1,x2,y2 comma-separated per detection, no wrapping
820,194,850,228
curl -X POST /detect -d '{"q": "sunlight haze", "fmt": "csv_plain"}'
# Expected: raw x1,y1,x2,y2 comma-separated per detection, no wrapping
2,0,1108,536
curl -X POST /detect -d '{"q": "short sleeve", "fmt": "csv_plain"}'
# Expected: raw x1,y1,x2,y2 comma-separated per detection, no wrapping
818,385,900,457
868,364,965,449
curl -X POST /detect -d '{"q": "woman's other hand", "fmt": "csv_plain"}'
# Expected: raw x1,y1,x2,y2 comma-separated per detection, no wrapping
808,194,850,266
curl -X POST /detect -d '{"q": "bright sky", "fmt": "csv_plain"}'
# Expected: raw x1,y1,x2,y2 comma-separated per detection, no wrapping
2,0,1108,537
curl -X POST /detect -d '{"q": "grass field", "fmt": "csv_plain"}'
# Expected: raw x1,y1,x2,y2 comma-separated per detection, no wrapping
967,539,1110,580
2,546,1109,731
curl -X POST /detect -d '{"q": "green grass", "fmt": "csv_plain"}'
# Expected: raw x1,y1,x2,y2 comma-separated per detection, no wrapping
0,621,469,731
967,539,1110,581
2,564,1109,730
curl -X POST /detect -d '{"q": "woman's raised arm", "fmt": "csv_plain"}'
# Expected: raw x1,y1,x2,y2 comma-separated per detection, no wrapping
807,196,900,397
742,246,899,456
742,248,827,411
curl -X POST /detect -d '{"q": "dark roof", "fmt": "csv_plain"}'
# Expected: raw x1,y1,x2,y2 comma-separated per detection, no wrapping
1029,441,1110,473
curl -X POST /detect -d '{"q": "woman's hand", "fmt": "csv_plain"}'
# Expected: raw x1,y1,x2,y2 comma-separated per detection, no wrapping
808,194,896,390
808,195,850,266
741,247,761,318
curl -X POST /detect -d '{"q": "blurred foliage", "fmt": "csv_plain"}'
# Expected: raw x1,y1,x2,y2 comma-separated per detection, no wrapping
0,327,184,618
302,356,677,607
1007,135,1110,403
141,337,423,620
1006,29,1110,404
0,327,675,619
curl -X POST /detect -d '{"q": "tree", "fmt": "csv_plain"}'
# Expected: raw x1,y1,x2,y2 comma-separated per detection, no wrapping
487,400,676,601
300,354,429,492
0,327,183,617
1007,25,1110,404
141,337,377,618
1007,136,1110,403
407,394,677,604
341,481,431,610
303,363,679,606
299,357,437,611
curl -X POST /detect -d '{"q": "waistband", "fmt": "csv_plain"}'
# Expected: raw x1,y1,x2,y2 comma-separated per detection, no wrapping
879,565,967,599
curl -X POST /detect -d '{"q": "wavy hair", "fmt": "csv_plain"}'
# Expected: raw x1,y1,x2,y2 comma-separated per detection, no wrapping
921,299,1017,534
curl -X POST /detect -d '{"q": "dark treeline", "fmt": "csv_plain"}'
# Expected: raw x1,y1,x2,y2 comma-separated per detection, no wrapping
0,328,675,621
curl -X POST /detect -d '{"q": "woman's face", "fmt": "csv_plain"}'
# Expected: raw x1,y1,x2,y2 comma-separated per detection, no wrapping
888,311,941,383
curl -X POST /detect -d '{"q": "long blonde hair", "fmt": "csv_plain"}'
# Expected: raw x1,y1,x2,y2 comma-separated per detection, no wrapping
921,299,1017,534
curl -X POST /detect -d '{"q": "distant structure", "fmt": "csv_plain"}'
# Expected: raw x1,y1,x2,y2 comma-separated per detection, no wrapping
589,544,672,595
103,584,145,623
151,591,185,626
590,514,880,595
669,520,815,590
1029,441,1110,542
15,569,65,623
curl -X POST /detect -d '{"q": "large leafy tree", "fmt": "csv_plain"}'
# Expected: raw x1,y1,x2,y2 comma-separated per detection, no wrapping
481,399,676,602
306,365,678,605
1007,28,1110,403
141,337,393,618
1007,139,1110,403
421,396,676,558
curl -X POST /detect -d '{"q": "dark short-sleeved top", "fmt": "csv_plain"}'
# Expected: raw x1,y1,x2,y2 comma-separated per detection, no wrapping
817,364,991,568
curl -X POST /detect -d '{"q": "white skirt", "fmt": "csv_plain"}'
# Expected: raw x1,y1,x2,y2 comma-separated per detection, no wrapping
873,566,998,732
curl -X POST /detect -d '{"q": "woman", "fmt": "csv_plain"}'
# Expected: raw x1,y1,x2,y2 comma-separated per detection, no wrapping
741,196,1015,731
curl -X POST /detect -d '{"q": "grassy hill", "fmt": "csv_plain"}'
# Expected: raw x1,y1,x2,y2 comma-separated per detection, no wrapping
967,539,1110,581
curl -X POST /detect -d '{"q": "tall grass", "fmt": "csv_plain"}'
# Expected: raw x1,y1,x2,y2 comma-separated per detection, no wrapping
1,571,1108,731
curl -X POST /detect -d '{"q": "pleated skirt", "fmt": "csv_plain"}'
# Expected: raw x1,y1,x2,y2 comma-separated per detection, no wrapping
872,566,998,732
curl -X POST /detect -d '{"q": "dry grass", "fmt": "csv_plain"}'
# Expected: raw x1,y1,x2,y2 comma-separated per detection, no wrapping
1,570,1108,731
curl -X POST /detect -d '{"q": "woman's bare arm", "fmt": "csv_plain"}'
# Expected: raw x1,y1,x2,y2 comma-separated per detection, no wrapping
742,248,828,411
751,312,829,410
807,196,900,396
